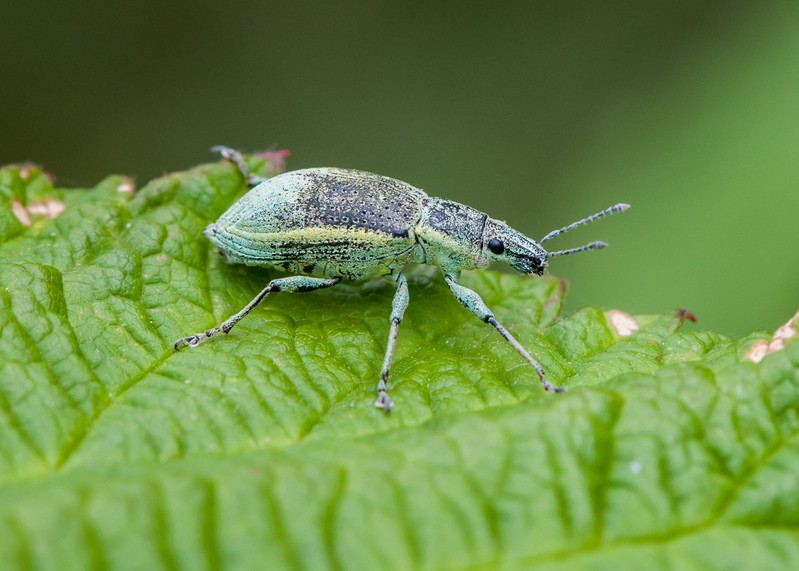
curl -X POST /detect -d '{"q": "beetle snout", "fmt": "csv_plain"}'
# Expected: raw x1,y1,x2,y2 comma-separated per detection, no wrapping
530,258,547,276
203,223,216,239
509,255,547,276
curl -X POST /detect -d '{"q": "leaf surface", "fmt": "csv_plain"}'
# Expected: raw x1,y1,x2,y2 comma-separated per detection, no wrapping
0,158,796,570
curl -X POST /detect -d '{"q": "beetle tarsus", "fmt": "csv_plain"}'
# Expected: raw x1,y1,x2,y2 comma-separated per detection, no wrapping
210,145,246,169
374,380,393,413
174,334,200,351
539,376,566,393
173,328,220,351
173,328,220,350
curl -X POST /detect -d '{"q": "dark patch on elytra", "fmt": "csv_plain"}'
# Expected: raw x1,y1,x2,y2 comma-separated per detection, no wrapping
297,171,423,236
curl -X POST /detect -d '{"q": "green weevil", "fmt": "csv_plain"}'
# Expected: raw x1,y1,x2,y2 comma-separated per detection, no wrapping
175,146,629,412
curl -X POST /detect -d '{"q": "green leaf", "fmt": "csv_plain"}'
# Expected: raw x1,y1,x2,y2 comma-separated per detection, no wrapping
0,157,797,570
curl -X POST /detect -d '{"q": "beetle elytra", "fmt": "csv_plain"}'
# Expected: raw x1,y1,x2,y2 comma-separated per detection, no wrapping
175,147,629,412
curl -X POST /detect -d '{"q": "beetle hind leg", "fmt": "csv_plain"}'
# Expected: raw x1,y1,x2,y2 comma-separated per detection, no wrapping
174,276,341,350
375,272,410,413
210,145,268,187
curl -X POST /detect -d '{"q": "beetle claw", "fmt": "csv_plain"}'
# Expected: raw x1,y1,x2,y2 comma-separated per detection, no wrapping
374,393,393,414
210,145,238,161
540,378,566,393
174,334,204,351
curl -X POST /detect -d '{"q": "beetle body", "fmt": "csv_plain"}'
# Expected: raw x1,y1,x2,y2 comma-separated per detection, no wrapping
206,168,550,280
176,147,629,412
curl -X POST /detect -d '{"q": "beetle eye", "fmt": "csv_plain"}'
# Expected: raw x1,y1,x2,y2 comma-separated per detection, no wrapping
487,238,505,255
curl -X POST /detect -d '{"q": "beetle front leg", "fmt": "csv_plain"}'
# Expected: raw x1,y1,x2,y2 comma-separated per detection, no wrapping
443,274,565,394
174,276,341,350
375,272,409,413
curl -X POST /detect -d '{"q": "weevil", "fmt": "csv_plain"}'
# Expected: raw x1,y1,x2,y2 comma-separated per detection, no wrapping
175,146,629,412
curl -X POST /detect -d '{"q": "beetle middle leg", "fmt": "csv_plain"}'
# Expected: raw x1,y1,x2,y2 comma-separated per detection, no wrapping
443,274,565,394
174,276,341,350
375,272,409,413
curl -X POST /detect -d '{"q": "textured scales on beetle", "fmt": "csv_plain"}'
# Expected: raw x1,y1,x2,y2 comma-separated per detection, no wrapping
175,146,629,412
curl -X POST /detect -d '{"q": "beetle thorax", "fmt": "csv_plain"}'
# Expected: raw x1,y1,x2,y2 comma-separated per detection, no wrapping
416,198,487,273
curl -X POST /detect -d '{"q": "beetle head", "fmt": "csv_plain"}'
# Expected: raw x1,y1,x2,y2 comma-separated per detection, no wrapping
482,203,630,276
481,218,548,276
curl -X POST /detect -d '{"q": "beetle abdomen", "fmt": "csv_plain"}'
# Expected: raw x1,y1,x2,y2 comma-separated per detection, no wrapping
206,168,427,277
217,168,426,235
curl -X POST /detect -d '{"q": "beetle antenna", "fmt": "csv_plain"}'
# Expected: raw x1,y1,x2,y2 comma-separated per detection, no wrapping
540,203,629,243
546,241,606,258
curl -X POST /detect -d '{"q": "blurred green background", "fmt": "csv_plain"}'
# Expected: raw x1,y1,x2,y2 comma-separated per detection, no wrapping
2,1,797,336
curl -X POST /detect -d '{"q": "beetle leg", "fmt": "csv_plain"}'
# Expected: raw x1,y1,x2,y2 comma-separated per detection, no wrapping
210,145,268,187
375,272,409,413
174,276,341,350
443,274,565,394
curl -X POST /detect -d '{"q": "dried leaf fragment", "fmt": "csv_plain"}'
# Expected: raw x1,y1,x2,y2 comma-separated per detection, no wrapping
10,198,31,226
27,198,66,219
606,310,639,337
746,311,799,363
